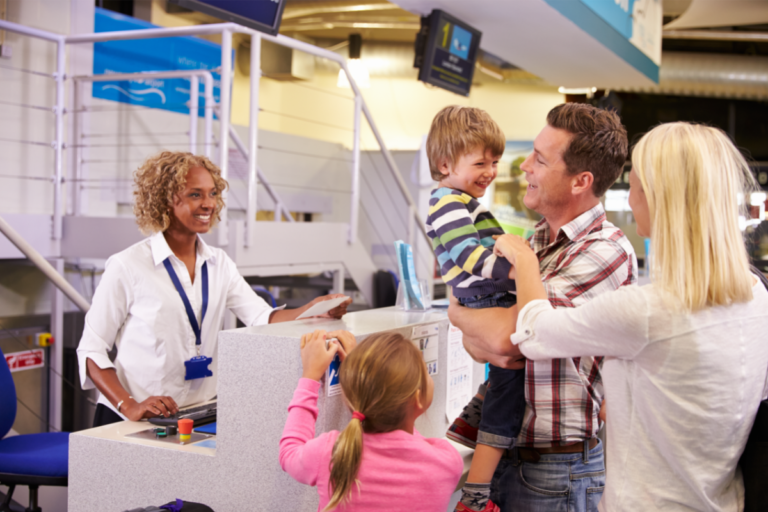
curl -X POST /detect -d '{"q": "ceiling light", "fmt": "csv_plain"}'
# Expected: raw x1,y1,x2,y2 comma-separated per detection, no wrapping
338,33,370,89
558,87,597,94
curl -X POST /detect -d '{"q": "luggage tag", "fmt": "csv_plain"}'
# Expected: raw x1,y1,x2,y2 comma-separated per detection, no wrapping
185,355,213,381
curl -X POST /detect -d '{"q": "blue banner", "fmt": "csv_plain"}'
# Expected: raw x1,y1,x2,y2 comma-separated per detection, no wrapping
579,0,636,39
93,7,230,116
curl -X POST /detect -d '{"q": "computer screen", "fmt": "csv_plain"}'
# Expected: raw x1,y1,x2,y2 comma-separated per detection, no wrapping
415,10,482,97
168,0,287,36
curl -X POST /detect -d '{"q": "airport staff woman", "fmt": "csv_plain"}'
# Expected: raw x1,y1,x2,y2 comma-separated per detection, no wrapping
77,152,351,427
494,123,768,511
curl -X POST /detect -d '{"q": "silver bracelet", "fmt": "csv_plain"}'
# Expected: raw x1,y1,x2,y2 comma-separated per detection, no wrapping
116,396,133,413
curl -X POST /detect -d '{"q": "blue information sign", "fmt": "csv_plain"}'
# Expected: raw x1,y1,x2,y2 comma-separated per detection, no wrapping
93,7,230,116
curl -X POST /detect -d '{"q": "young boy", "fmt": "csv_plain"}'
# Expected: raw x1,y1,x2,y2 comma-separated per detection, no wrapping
425,106,525,512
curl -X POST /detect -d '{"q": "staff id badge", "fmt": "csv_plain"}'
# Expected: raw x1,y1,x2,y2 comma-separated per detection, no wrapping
185,355,213,381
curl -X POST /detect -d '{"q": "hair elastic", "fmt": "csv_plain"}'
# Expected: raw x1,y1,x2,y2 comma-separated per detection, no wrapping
352,411,365,422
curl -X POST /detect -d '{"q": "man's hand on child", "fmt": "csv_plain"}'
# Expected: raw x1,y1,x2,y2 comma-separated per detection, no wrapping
300,329,341,381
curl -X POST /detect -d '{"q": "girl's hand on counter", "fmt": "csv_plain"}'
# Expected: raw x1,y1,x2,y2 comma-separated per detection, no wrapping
122,395,179,421
300,329,340,381
326,330,356,361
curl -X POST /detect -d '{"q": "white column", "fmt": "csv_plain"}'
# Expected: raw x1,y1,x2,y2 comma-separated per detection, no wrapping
246,34,261,246
348,95,362,244
203,73,214,160
218,29,232,246
52,39,66,248
189,75,199,154
49,259,65,432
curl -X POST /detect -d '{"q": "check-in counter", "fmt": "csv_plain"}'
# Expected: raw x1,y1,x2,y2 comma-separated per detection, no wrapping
68,307,485,511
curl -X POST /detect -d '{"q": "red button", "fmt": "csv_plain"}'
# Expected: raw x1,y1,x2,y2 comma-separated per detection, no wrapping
178,418,193,435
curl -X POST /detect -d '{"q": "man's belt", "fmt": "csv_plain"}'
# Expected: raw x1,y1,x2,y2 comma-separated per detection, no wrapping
503,438,599,463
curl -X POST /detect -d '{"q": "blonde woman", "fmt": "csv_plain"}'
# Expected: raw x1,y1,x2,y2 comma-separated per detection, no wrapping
77,152,350,427
492,123,768,511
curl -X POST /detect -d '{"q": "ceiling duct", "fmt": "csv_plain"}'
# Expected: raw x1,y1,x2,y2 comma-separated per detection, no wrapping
616,51,768,100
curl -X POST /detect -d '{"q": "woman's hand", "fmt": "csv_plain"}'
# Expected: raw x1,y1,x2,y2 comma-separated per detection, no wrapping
310,294,352,319
300,329,340,381
122,395,179,421
326,330,357,361
493,234,536,267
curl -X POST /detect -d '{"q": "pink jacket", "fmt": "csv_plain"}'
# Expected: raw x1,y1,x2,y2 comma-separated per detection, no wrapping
279,378,463,511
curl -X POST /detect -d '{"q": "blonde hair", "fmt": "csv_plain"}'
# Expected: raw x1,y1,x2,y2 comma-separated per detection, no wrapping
325,332,429,511
132,151,228,235
632,122,756,310
426,106,505,181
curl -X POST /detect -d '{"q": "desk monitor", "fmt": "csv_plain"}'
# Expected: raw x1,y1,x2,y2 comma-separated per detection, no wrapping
168,0,287,36
414,9,482,97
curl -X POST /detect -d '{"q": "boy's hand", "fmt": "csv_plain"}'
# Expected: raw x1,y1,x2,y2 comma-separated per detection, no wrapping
300,329,340,381
493,234,535,267
326,330,357,361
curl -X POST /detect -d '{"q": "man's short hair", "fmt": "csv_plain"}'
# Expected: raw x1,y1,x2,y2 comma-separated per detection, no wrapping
546,103,628,197
426,106,506,181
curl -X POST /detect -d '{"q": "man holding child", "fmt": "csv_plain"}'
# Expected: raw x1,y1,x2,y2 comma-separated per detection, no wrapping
442,103,637,512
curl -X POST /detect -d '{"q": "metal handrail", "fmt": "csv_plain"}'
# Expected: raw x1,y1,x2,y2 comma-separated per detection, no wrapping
0,216,90,312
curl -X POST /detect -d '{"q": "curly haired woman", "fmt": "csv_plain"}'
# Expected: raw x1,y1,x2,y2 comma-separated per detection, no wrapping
77,152,351,427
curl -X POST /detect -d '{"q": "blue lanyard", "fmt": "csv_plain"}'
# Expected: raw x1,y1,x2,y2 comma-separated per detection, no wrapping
163,257,208,348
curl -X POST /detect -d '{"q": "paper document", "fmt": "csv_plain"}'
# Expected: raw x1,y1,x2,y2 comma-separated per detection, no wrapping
296,296,350,319
446,323,473,423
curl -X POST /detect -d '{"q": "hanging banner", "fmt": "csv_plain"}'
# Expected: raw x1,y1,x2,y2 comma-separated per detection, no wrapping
92,7,230,116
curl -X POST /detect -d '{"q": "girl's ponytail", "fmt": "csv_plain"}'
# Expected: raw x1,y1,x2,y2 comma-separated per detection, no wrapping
324,332,428,510
325,412,365,511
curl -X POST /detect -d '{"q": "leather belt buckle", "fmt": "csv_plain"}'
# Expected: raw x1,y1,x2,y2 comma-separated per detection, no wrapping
517,448,541,463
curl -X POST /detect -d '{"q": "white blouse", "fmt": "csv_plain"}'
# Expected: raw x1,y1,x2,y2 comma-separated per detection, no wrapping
512,280,768,512
77,232,276,417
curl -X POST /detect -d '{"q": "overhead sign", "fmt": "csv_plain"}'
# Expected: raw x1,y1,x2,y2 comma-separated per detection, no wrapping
5,349,45,373
416,10,482,97
93,7,229,116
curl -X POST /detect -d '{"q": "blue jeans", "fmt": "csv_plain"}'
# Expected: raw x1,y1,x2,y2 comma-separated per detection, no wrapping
490,439,605,512
458,291,517,309
477,364,525,449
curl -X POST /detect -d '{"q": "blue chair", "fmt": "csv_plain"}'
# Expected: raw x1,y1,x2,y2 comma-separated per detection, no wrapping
0,346,69,512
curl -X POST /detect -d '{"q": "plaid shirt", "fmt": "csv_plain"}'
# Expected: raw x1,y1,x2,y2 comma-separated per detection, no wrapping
518,203,637,447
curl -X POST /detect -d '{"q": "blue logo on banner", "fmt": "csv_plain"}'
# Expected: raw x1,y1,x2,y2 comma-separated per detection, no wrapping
93,7,230,116
449,25,472,60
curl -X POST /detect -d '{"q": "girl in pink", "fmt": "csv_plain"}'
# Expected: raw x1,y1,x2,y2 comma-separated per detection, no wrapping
279,329,463,511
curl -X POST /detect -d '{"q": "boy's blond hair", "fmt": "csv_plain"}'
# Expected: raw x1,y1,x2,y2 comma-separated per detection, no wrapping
426,106,505,181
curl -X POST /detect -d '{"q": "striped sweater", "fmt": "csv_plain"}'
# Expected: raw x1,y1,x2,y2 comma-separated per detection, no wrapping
426,188,516,298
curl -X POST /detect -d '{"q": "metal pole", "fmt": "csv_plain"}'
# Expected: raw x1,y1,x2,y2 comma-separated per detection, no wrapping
0,19,62,42
228,126,295,223
203,72,214,160
49,259,64,432
247,33,261,245
349,95,362,244
70,78,82,215
52,39,65,244
0,216,90,312
189,75,199,154
218,29,232,246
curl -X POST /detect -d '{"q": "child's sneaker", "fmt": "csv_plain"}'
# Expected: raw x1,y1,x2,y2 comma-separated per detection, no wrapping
446,384,486,449
446,417,478,449
454,500,500,512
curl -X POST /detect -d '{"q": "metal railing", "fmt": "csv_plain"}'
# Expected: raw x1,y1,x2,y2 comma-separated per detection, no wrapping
0,15,434,430
0,17,430,249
